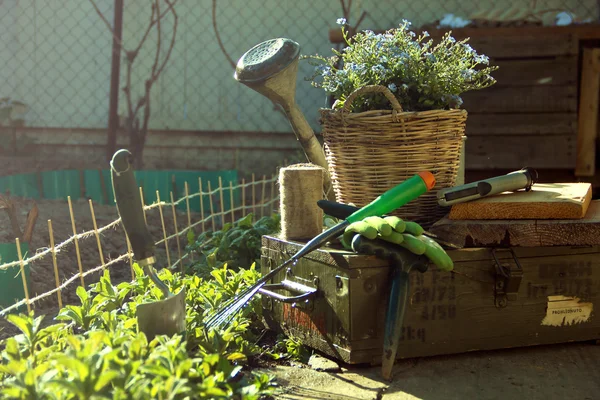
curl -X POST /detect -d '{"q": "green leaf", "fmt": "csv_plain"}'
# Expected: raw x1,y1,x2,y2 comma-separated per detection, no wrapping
6,314,33,339
50,378,86,398
54,356,90,380
226,352,247,362
94,369,120,392
56,305,84,327
76,286,89,303
141,363,171,378
237,213,254,228
122,318,137,330
187,228,196,245
4,337,20,360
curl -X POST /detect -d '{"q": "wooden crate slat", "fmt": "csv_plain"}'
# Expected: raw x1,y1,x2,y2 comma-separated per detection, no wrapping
465,134,575,169
430,200,600,248
429,30,578,58
465,113,577,135
462,85,577,113
575,48,600,177
491,56,577,87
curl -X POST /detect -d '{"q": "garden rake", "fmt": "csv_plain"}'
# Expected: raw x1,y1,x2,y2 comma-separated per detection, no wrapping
204,171,436,330
110,149,186,340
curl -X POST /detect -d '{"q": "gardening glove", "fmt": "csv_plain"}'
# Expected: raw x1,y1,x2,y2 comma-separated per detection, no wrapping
340,216,454,272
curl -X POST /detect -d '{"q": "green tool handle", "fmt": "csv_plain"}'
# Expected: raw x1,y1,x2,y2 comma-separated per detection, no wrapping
110,149,155,262
251,172,434,300
345,172,435,223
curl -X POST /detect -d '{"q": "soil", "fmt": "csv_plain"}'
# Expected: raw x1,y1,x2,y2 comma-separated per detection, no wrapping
0,195,195,339
260,341,600,399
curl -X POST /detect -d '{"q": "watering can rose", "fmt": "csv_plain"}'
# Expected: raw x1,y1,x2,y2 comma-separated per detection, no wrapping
304,19,498,112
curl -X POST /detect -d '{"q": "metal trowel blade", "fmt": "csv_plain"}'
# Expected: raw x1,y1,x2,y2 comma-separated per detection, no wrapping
136,288,186,340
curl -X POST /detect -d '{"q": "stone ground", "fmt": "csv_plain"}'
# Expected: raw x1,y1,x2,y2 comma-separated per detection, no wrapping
260,341,600,399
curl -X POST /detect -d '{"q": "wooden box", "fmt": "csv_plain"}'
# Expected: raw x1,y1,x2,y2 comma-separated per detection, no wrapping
260,235,600,365
454,27,581,171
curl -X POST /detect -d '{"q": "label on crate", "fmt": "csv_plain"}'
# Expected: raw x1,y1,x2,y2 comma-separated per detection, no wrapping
541,295,593,327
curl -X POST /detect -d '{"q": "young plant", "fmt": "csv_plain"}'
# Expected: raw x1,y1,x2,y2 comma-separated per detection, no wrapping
185,213,281,278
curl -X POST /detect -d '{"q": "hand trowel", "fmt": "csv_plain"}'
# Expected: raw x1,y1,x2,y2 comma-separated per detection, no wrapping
110,149,186,340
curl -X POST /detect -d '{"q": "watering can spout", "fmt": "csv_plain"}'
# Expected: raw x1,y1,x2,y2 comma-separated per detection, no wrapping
234,38,335,200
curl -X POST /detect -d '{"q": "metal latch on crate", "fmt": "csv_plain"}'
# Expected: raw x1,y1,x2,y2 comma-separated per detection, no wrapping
491,248,523,308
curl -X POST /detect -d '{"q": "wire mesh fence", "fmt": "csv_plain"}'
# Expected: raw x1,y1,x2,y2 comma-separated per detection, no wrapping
0,172,279,322
1,0,597,135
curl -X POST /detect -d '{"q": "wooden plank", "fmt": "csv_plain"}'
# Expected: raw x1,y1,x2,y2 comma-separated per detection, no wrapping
462,85,577,113
575,48,600,177
465,134,576,169
448,182,592,220
329,24,600,44
428,25,600,40
491,57,577,87
434,33,577,59
466,113,577,135
431,200,600,247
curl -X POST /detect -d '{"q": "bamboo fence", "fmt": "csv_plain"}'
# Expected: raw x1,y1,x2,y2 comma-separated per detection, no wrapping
0,172,281,317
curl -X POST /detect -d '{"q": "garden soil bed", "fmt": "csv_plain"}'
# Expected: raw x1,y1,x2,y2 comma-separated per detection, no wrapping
0,195,197,339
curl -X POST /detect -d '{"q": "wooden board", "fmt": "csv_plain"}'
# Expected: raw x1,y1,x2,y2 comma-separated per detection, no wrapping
465,113,577,136
424,25,600,41
328,27,580,57
329,25,600,44
461,85,577,113
430,200,600,247
448,182,592,220
465,135,576,169
456,33,577,58
491,57,577,87
575,48,600,177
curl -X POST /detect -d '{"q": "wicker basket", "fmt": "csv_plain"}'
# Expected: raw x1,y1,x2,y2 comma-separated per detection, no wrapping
319,85,467,228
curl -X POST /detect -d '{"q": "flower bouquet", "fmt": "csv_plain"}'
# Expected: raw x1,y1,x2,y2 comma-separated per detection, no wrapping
306,19,498,226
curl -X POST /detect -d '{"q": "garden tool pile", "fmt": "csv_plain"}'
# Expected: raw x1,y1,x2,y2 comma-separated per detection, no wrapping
224,32,600,382
204,171,437,330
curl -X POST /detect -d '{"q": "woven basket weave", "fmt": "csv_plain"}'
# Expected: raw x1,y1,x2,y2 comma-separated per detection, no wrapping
319,85,467,228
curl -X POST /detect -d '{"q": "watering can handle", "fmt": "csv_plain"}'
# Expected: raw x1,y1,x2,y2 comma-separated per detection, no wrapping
110,149,156,264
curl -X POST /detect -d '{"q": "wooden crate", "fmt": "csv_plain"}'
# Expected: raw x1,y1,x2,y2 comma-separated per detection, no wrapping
455,28,580,171
261,234,600,365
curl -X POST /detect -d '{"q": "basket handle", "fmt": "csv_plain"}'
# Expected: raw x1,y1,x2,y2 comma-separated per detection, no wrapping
343,85,403,113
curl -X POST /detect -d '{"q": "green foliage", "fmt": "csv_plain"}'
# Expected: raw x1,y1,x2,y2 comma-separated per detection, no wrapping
0,211,320,399
268,335,311,364
185,213,281,278
305,19,498,112
0,264,278,399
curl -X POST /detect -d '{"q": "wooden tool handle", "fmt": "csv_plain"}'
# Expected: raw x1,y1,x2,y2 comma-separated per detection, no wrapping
110,149,155,263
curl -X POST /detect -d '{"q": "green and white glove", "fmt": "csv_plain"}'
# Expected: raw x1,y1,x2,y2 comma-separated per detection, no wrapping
340,216,454,272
